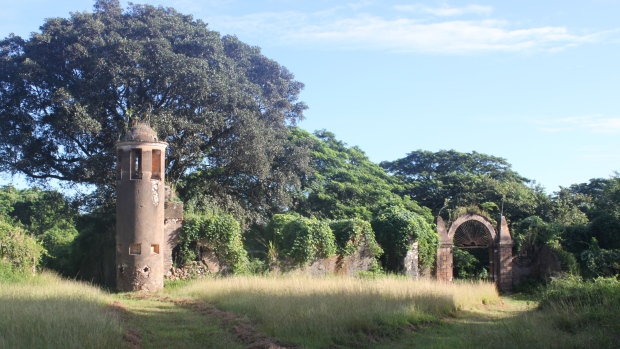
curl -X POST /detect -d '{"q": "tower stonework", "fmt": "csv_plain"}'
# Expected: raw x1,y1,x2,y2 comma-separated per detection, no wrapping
115,124,167,292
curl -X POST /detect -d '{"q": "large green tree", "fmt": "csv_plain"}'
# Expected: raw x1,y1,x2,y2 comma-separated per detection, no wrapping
0,0,306,208
292,129,430,221
381,150,548,223
561,176,620,254
178,126,311,227
0,186,79,275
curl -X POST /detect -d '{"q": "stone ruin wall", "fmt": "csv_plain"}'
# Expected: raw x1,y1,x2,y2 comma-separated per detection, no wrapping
161,196,419,280
302,236,383,276
163,201,183,272
512,245,563,285
164,232,396,280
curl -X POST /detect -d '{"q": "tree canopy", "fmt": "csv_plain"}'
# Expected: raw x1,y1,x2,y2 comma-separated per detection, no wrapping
292,128,431,221
0,0,306,205
381,149,548,223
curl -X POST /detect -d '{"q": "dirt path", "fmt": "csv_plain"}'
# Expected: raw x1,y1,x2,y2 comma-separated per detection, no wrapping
110,293,299,349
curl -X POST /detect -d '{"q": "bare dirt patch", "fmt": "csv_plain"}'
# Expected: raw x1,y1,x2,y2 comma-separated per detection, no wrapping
107,300,142,349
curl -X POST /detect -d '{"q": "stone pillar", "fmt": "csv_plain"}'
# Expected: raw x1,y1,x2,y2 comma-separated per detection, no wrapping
403,241,419,280
497,245,513,292
436,244,453,282
436,217,453,282
115,124,168,292
488,246,495,282
496,216,513,293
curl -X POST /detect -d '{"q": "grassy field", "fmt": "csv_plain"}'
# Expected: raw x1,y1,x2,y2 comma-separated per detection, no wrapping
114,295,245,349
1,273,617,348
373,295,618,349
0,272,123,349
166,275,500,348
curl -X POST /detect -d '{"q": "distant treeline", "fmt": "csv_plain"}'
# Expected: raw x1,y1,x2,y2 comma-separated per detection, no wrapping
1,128,619,282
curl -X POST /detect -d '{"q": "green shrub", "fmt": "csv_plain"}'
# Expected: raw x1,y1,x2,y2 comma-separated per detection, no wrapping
372,205,439,272
537,276,620,338
553,247,580,275
0,219,44,275
39,225,79,275
539,276,620,310
180,213,248,274
453,247,480,279
264,215,384,270
264,213,299,243
281,216,337,266
514,216,561,254
329,218,383,258
580,238,620,278
71,208,116,285
0,260,29,283
0,186,81,277
539,276,620,334
265,213,338,267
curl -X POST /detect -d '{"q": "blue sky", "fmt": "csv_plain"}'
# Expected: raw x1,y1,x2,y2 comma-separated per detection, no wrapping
1,0,619,192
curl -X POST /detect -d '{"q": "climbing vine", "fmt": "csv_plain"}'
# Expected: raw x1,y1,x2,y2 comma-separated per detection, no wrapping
0,218,44,276
267,213,337,266
372,205,439,272
179,213,248,274
330,219,383,258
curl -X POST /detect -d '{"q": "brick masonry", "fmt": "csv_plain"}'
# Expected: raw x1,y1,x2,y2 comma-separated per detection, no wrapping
436,214,513,293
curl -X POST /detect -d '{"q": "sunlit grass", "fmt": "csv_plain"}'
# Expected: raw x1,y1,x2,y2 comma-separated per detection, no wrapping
167,274,500,347
115,296,244,349
494,303,619,349
4,271,613,349
372,279,620,349
0,272,123,349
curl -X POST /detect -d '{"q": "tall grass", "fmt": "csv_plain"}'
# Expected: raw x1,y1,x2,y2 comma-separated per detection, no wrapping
0,272,123,349
168,274,499,347
537,276,620,345
467,277,620,349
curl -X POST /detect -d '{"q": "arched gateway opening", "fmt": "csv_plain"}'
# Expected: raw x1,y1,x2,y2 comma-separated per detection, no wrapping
436,213,513,293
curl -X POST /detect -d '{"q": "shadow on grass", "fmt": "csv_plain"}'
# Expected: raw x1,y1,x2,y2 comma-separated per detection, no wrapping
191,290,456,349
122,293,302,349
0,297,123,349
371,299,620,349
113,295,248,349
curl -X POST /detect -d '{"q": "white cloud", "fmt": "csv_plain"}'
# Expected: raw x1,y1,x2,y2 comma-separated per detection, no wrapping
394,4,493,17
534,115,620,134
212,10,604,54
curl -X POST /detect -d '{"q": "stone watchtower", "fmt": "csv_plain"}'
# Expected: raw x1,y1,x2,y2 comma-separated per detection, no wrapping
115,124,167,292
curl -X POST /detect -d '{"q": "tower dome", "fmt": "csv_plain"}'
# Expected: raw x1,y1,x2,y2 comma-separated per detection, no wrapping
123,123,159,142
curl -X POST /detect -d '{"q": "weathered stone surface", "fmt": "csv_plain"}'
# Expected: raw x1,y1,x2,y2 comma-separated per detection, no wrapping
164,201,183,219
497,245,513,293
339,239,379,276
200,248,223,274
403,241,419,280
304,256,338,276
116,124,168,292
513,245,563,285
436,245,453,282
268,236,380,277
164,217,182,272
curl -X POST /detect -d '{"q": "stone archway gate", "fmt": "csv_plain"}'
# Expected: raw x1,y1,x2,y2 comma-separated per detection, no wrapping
436,213,513,292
